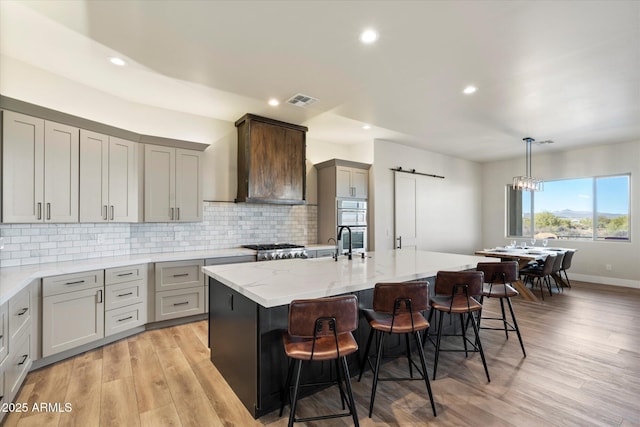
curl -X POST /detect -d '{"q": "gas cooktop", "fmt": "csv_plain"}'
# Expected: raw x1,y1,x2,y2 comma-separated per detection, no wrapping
242,244,306,261
242,244,304,251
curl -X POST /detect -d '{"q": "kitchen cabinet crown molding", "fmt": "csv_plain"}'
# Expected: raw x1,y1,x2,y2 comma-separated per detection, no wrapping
314,158,371,170
0,95,209,152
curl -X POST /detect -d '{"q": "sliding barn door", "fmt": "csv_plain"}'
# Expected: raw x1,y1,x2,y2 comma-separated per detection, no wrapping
394,172,418,249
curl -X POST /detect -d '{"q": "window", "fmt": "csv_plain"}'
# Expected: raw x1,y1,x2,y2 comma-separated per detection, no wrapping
507,174,630,241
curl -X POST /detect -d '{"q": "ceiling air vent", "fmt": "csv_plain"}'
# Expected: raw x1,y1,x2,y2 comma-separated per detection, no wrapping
286,93,319,107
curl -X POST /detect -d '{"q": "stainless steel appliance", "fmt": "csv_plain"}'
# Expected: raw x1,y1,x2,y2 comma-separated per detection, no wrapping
337,200,367,226
338,226,367,254
337,200,367,253
242,244,307,261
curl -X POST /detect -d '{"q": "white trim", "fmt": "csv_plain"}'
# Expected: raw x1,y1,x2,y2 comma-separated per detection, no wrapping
569,273,640,289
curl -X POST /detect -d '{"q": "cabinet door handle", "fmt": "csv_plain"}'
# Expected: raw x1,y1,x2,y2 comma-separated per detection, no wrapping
229,294,234,311
103,205,108,220
37,202,42,220
170,207,174,220
173,301,189,306
17,308,28,316
18,354,28,366
117,272,134,277
176,207,180,221
47,202,51,220
117,316,133,322
97,289,103,304
65,280,85,285
117,292,134,297
172,273,189,278
110,205,115,221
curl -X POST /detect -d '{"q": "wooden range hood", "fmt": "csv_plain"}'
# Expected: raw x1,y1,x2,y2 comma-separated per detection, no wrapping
235,114,308,205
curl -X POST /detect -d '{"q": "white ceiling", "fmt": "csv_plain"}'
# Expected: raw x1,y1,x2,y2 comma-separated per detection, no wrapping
1,0,639,162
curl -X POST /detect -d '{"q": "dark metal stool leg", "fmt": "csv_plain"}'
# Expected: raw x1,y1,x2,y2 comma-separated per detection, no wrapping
506,297,526,357
415,330,437,417
341,356,360,426
433,311,444,380
405,334,414,378
369,331,385,417
287,359,303,427
499,298,509,339
469,313,490,383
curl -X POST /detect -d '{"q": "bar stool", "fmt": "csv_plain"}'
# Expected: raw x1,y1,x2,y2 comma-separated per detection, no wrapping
476,261,526,357
279,295,360,427
426,270,490,382
358,282,437,418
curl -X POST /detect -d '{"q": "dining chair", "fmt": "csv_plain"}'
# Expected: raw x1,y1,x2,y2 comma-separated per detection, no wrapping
520,253,557,300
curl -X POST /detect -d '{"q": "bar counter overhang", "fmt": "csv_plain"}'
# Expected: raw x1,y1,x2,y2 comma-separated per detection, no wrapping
202,250,496,418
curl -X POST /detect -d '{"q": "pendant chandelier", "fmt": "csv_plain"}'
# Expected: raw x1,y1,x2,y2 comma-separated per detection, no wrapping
512,137,543,192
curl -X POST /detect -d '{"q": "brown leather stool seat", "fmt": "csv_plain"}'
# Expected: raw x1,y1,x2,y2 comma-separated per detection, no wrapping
280,295,360,427
358,282,437,418
476,261,526,357
426,270,490,382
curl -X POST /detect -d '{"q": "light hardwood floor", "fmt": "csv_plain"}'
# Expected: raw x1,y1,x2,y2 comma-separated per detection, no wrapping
3,281,639,426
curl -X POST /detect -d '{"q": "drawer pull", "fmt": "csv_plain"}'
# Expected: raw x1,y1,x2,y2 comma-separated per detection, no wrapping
18,354,28,366
65,280,85,285
97,290,103,304
172,273,189,278
117,292,134,297
117,272,134,277
17,308,28,316
173,301,189,306
117,316,133,322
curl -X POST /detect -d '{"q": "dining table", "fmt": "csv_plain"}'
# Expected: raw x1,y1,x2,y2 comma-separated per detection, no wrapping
474,246,573,302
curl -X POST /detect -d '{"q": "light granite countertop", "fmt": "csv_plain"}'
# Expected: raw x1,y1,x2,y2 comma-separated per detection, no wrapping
202,249,494,308
0,248,255,305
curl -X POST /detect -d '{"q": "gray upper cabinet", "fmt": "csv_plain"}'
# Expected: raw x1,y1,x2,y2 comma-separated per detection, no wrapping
336,166,368,199
2,110,79,223
80,130,142,222
144,144,202,222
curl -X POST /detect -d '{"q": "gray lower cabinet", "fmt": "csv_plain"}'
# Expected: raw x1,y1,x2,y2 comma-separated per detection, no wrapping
42,270,105,357
104,264,147,336
0,284,35,421
154,260,205,321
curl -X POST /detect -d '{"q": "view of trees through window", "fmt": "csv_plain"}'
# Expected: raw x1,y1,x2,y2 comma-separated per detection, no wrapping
507,175,630,241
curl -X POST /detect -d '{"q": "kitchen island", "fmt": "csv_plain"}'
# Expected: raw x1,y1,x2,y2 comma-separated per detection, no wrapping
203,249,493,418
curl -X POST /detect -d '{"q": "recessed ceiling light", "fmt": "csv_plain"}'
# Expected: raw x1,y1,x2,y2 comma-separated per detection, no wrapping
463,85,477,94
268,98,280,106
359,29,378,44
109,57,126,66
362,124,371,130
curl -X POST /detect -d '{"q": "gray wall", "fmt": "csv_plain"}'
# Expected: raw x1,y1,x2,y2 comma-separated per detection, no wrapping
482,140,640,287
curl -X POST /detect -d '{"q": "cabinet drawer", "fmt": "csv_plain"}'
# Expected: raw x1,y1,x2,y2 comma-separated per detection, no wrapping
105,264,147,285
155,260,203,291
0,302,7,364
105,303,146,337
43,269,104,297
9,286,32,344
5,330,31,402
105,280,145,311
155,287,205,321
0,366,5,407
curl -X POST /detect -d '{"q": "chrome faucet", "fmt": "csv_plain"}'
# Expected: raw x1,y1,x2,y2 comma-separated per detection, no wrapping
337,226,353,260
327,237,338,261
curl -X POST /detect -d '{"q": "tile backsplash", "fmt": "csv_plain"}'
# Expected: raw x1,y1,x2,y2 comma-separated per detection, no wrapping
0,202,317,267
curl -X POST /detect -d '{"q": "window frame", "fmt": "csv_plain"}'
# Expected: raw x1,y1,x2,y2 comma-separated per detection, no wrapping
506,173,631,242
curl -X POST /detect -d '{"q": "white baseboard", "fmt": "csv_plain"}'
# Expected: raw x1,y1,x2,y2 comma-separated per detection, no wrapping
569,273,640,289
